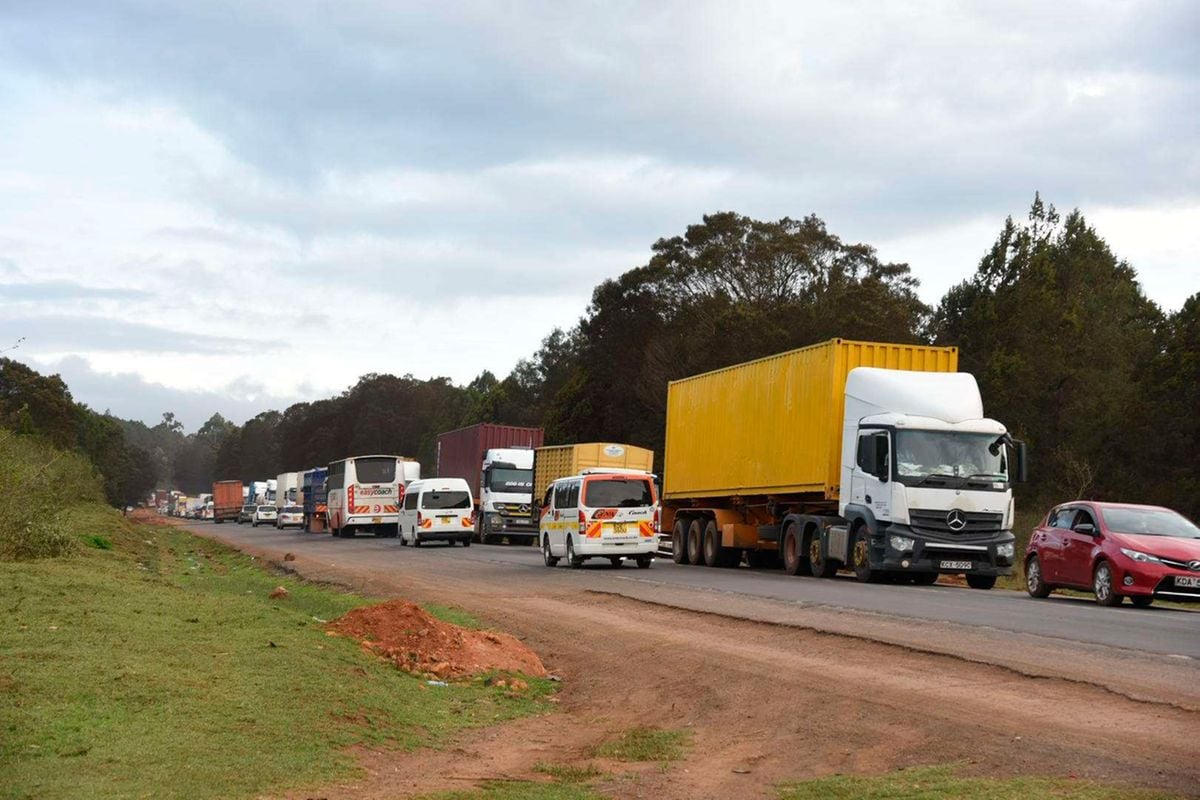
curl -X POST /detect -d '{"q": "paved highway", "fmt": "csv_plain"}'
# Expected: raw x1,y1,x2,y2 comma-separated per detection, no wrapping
187,521,1200,661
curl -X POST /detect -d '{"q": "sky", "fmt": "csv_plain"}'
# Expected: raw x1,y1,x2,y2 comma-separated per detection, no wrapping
1,1,1197,431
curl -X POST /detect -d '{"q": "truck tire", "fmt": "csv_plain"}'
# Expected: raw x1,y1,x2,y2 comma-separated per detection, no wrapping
912,572,939,586
686,519,705,566
807,527,837,578
671,518,688,564
966,574,997,591
851,525,882,583
703,520,737,567
781,524,804,575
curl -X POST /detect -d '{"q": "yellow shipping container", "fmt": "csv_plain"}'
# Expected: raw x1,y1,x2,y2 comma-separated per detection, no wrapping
532,443,655,504
663,339,958,502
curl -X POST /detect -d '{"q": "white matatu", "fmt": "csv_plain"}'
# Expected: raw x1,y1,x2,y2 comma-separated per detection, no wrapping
539,468,658,569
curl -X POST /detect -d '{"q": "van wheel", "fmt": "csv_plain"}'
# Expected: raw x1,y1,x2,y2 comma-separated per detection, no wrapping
399,531,408,546
462,538,471,548
686,519,705,565
671,518,687,564
567,537,583,569
635,555,652,569
542,536,559,567
609,557,622,568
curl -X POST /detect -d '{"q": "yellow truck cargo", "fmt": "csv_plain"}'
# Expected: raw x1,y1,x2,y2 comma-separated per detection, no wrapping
532,443,654,507
663,339,1026,589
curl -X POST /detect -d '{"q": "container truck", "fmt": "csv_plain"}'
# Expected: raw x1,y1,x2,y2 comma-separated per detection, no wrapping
532,443,655,521
662,339,1026,588
302,468,328,532
212,480,243,524
326,455,420,538
274,472,300,509
435,423,545,544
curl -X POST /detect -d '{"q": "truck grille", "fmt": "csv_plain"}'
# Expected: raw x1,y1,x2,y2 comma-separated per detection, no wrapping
909,509,1003,536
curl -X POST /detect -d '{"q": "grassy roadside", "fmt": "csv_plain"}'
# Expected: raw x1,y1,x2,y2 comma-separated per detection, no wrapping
1,514,552,799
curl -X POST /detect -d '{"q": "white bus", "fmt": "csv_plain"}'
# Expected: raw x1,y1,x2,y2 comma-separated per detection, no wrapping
326,455,420,538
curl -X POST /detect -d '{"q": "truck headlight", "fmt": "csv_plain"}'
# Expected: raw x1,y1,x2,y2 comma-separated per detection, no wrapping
996,542,1015,559
1119,547,1160,564
889,535,915,552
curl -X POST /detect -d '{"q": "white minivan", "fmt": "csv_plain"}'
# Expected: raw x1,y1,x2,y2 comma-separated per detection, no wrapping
399,478,475,547
539,469,657,569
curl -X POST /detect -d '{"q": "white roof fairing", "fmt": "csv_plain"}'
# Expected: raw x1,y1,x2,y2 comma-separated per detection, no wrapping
845,368,985,424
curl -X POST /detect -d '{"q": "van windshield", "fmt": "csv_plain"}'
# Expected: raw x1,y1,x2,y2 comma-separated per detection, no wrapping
421,491,471,510
584,478,653,508
354,457,397,484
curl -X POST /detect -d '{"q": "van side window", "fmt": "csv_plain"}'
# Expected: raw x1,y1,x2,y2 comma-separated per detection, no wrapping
566,481,580,508
403,489,418,511
553,482,569,509
542,487,553,509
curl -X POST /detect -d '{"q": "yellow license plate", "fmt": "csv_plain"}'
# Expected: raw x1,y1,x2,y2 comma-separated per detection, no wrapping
439,516,453,523
610,522,628,534
372,516,382,523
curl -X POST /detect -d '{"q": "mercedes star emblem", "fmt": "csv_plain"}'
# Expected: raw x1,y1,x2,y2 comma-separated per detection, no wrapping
946,509,967,531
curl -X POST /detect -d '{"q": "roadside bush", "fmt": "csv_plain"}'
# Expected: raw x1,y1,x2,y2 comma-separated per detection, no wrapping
0,430,106,560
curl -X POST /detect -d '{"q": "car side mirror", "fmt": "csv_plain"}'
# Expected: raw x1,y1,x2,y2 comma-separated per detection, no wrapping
1073,523,1096,536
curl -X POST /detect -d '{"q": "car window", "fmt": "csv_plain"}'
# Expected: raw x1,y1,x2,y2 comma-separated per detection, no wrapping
542,487,553,509
1049,507,1073,529
566,481,580,508
1073,509,1096,529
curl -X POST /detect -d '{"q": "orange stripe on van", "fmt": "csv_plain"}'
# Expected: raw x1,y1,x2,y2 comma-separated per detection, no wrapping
638,521,655,538
585,522,603,538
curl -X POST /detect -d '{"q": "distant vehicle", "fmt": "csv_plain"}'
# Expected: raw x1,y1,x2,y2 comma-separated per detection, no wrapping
275,505,304,529
274,472,301,509
212,480,243,524
237,504,257,524
301,467,328,532
326,455,420,538
435,424,544,545
247,481,269,505
252,505,277,527
540,469,657,569
266,479,277,505
1025,502,1200,607
398,478,474,547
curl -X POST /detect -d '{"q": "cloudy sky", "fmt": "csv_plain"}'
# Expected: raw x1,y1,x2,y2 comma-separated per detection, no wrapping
1,1,1196,430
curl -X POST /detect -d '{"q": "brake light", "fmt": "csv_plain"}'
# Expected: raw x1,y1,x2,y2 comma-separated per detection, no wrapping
417,511,423,526
653,506,660,533
578,510,587,533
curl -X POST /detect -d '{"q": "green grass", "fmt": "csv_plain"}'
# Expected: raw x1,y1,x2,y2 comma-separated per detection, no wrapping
533,762,603,783
777,765,1185,799
0,522,554,800
421,782,603,800
425,603,485,629
592,726,691,762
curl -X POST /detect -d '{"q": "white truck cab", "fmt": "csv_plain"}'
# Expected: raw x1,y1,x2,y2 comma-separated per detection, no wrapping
478,448,537,544
539,468,658,569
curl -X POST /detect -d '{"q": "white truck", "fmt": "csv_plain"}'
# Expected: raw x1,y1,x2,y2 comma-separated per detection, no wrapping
476,448,538,544
274,472,301,509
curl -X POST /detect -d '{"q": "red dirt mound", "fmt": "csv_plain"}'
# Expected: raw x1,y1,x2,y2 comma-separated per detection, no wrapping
328,600,546,680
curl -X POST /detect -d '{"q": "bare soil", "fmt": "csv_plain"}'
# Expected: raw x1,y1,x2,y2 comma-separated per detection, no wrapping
328,599,546,680
192,532,1199,800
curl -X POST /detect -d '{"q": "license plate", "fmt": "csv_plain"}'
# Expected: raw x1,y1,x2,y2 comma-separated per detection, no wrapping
372,516,382,523
1177,576,1200,588
439,516,453,523
940,560,973,570
610,522,628,534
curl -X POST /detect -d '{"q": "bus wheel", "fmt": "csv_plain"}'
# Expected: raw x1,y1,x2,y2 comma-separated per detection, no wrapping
671,518,687,564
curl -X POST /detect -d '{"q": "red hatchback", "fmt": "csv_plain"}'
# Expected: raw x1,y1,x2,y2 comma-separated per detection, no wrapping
1024,502,1200,607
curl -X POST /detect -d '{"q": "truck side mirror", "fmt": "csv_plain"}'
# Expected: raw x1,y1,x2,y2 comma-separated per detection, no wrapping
1014,441,1028,483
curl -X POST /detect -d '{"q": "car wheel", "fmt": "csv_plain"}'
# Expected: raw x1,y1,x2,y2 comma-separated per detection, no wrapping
1093,561,1122,606
1130,595,1153,608
567,537,583,569
966,574,997,590
852,525,881,583
542,536,559,567
1025,555,1051,598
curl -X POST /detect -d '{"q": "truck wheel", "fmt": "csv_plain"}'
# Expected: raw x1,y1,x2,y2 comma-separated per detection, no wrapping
781,525,804,575
966,574,997,590
852,526,881,583
703,520,734,567
686,519,705,565
807,530,837,578
671,518,688,564
912,572,939,586
542,536,559,567
567,537,583,569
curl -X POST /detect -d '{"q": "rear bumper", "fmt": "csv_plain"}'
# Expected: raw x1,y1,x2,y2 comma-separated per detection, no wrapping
417,530,472,543
574,538,658,557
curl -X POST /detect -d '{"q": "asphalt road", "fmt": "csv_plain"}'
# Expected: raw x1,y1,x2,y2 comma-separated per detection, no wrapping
187,520,1200,661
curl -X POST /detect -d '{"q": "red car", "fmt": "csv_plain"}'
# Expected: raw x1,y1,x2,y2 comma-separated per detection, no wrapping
1024,501,1200,607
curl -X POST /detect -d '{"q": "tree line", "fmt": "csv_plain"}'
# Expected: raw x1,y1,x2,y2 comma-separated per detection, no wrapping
4,196,1196,520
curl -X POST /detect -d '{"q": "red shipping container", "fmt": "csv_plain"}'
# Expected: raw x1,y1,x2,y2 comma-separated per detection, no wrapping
436,423,544,497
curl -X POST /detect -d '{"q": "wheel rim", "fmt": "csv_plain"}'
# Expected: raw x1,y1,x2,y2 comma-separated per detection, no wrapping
543,538,552,563
1027,559,1040,592
784,532,796,567
1095,564,1112,601
809,537,821,567
853,537,869,568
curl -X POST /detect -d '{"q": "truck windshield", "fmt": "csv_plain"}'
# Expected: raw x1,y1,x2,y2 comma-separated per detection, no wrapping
584,478,654,508
354,457,397,484
894,431,1007,482
421,491,471,510
489,468,533,493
